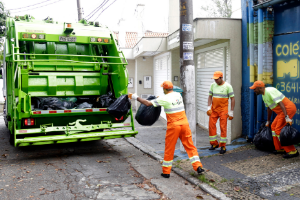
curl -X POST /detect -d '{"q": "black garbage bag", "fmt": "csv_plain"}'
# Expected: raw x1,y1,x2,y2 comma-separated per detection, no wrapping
77,102,93,109
97,92,116,108
253,122,275,151
135,96,161,126
107,95,131,119
39,97,75,110
280,124,300,146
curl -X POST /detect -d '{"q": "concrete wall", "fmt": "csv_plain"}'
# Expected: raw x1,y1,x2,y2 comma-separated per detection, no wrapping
171,48,180,87
134,56,154,109
168,0,179,34
194,19,242,141
126,59,135,94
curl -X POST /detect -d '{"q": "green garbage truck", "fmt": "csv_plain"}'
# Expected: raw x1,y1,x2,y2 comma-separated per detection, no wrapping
2,15,137,147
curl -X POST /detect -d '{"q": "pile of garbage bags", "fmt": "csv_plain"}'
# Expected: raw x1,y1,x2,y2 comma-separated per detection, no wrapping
253,122,275,151
31,91,117,111
135,96,161,126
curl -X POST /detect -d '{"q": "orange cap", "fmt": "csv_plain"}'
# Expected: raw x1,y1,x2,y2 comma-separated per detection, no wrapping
249,80,265,89
212,71,223,79
161,81,173,89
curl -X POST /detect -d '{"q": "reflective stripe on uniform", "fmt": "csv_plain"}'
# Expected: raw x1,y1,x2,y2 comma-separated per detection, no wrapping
209,91,213,95
265,103,268,108
228,92,234,96
213,93,229,98
162,160,173,167
269,103,277,109
220,137,227,143
164,106,185,113
189,156,201,164
272,131,276,137
209,135,217,141
153,100,160,106
273,94,285,103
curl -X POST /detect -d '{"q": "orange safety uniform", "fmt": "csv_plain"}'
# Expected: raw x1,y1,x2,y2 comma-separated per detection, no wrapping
263,87,296,153
208,82,234,147
151,91,202,174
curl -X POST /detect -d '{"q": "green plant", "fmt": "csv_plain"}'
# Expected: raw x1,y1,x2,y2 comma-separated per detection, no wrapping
221,178,227,183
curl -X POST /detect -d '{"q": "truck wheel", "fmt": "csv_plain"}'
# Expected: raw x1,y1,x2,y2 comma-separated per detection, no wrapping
9,130,15,146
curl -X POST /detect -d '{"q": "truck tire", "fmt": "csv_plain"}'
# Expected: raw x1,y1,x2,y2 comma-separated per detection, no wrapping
9,130,15,146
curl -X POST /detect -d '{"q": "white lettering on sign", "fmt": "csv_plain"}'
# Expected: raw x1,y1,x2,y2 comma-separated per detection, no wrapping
183,42,193,50
183,52,193,60
182,24,192,31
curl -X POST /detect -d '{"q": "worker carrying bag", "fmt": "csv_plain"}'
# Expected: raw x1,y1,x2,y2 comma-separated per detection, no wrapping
135,96,161,126
253,122,275,151
280,124,300,146
107,95,131,119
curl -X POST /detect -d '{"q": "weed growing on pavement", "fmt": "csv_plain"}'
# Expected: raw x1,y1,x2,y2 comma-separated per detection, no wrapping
221,178,228,183
174,160,182,169
274,193,280,196
230,178,234,182
197,174,218,190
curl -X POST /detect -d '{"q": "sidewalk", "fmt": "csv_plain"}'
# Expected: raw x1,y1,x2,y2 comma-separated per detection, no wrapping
127,113,300,200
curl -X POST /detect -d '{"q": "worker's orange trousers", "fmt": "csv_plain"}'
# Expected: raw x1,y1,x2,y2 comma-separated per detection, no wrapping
162,124,202,174
209,110,228,147
271,98,297,153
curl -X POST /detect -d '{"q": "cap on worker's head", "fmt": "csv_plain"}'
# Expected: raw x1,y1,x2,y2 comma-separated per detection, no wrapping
211,71,223,79
249,80,265,89
161,81,173,89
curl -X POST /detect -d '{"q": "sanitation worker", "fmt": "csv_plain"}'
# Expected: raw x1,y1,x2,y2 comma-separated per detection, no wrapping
207,71,235,154
250,80,299,158
129,81,205,178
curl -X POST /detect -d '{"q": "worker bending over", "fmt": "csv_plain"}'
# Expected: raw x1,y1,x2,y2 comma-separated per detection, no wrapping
129,81,204,178
207,71,235,154
250,80,299,158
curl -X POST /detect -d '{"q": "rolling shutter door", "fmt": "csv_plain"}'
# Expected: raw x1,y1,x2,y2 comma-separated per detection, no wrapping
196,45,231,137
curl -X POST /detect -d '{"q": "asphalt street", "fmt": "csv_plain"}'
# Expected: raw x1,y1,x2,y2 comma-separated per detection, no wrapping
0,116,214,200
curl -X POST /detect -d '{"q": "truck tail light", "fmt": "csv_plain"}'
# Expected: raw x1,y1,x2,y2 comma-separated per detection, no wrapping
115,116,124,121
24,118,35,126
31,34,37,39
97,38,102,42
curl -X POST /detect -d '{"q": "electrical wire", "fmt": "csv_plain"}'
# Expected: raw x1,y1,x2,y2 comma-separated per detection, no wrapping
149,37,164,56
10,0,65,13
85,0,108,19
8,0,54,10
93,0,118,21
87,0,110,20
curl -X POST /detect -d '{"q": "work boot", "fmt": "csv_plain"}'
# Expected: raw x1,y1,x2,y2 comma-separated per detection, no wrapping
220,147,226,154
209,144,219,150
197,167,205,174
273,149,285,154
161,173,170,178
283,150,299,159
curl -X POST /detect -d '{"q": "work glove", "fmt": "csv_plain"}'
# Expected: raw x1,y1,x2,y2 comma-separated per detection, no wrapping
285,115,293,125
265,121,270,127
228,110,234,120
128,93,138,100
207,106,212,116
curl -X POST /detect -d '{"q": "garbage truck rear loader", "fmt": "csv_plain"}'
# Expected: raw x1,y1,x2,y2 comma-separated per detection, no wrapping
3,15,137,146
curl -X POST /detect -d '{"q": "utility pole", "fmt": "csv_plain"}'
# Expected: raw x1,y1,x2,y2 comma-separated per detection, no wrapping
77,0,83,21
179,0,196,152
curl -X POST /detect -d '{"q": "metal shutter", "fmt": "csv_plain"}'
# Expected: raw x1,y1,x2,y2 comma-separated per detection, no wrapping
196,46,230,137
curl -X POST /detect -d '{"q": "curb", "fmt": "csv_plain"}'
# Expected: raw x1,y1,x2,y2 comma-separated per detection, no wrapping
125,137,232,200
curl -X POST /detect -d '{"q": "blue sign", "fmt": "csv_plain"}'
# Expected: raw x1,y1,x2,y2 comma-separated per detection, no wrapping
273,33,300,129
183,52,193,60
182,24,192,31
